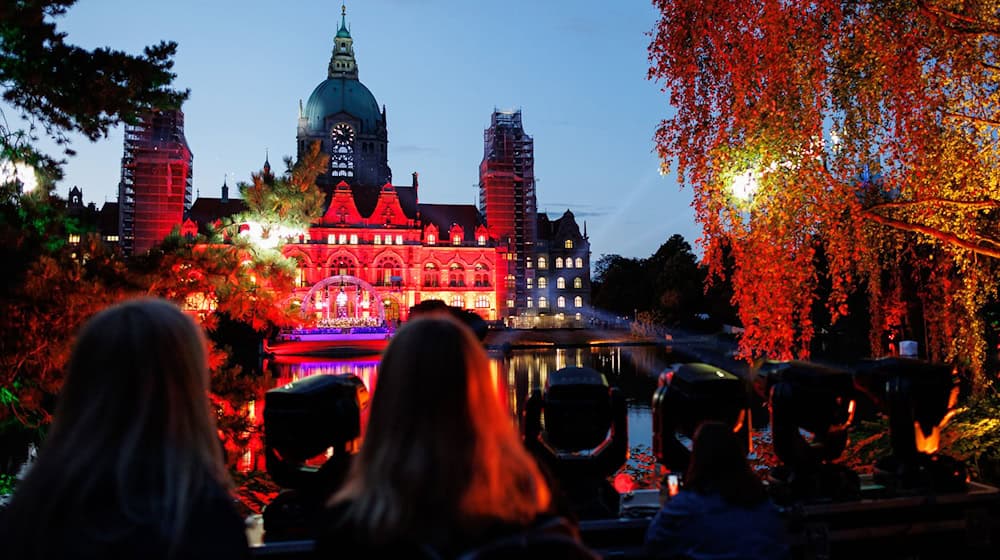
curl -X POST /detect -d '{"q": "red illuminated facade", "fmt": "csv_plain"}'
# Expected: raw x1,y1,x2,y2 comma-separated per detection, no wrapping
118,109,193,255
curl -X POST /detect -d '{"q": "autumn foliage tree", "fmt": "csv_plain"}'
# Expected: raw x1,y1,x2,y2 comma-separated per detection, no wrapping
650,0,1000,385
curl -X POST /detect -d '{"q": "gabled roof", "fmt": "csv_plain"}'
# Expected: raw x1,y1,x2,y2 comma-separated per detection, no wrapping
418,203,485,244
98,202,119,236
537,209,584,242
339,184,418,219
187,197,248,227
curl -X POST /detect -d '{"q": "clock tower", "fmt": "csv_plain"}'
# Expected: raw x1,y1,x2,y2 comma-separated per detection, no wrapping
297,4,391,190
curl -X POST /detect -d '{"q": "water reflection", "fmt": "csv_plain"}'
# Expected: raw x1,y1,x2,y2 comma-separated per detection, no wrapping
241,344,693,476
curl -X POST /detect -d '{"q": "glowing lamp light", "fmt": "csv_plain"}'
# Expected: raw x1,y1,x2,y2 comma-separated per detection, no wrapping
730,168,759,202
0,160,38,194
613,472,637,495
335,288,348,307
239,220,305,250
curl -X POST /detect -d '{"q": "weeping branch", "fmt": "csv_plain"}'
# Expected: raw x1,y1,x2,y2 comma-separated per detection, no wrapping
861,209,1000,259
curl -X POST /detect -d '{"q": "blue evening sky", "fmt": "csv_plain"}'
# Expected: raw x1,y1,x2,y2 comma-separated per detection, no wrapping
37,0,698,261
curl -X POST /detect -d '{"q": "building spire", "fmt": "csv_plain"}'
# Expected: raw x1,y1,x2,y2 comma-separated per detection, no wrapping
329,3,358,79
263,149,271,175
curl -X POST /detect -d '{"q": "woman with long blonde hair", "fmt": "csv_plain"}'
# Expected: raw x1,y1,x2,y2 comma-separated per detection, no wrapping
0,298,248,559
319,313,596,557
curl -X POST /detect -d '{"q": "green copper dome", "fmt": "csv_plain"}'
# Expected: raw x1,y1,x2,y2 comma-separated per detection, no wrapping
303,77,381,133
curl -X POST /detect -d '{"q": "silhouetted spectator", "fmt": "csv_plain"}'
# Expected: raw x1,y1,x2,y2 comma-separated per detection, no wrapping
0,298,249,560
317,314,597,558
645,421,789,560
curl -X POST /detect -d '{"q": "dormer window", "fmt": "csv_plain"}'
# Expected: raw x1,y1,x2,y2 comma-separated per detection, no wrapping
477,234,486,246
448,224,465,246
565,240,574,249
427,234,436,245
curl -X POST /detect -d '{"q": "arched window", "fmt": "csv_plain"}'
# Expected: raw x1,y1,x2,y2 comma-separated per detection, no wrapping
555,257,563,268
475,295,490,308
449,263,465,287
573,277,583,289
451,295,465,308
423,263,439,287
427,234,436,245
575,257,583,268
574,296,583,308
527,297,534,308
565,239,574,249
557,277,566,289
477,234,486,246
538,277,548,289
557,296,566,308
538,256,547,269
539,296,549,308
330,256,357,277
473,263,491,287
375,256,402,286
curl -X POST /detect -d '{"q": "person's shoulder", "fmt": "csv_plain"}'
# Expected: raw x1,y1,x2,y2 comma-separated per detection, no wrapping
459,515,599,560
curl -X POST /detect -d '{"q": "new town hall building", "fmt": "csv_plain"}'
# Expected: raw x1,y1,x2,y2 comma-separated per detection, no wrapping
120,9,592,325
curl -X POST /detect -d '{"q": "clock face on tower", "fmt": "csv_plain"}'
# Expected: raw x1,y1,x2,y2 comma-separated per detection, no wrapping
330,123,355,177
331,122,355,146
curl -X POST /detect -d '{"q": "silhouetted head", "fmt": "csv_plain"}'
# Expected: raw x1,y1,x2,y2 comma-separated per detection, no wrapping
685,421,766,507
333,314,549,543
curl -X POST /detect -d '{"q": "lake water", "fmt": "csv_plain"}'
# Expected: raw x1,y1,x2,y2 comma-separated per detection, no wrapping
237,343,701,486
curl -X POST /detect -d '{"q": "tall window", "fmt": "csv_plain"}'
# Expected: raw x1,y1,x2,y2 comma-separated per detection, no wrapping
451,295,465,308
538,256,547,269
424,263,439,287
538,277,548,289
573,277,583,289
349,234,358,244
374,234,381,245
555,257,563,268
527,297,534,308
574,296,583,308
505,274,515,288
375,256,402,286
427,234,435,245
396,234,403,245
477,234,486,246
539,297,548,308
475,295,490,308
575,257,583,268
331,256,357,277
474,263,491,287
449,263,465,287
526,278,533,289
557,277,566,289
557,296,566,308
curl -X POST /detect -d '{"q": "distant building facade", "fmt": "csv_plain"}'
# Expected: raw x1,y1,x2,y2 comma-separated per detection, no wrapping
117,109,193,255
185,8,590,325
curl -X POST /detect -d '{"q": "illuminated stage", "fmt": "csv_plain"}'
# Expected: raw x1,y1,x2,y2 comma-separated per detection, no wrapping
263,326,392,357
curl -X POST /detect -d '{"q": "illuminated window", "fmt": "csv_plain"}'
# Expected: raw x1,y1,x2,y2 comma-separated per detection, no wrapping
452,234,462,246
477,234,486,246
295,268,307,287
476,295,490,308
506,299,515,309
384,235,392,245
67,233,81,244
557,277,566,289
555,257,563,268
574,296,583,308
575,257,583,268
557,296,566,308
526,259,533,269
349,234,358,244
526,278,533,289
538,256,547,269
449,263,465,287
396,234,403,245
505,274,515,288
327,234,336,244
538,277,548,289
423,263,439,287
105,235,119,242
565,240,574,249
539,297,548,308
527,297,534,308
574,277,582,289
451,295,465,308
575,312,582,321
427,234,435,245
338,234,347,244
374,234,382,245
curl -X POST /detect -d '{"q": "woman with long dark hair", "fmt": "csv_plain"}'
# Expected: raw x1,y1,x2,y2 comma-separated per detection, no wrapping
645,421,790,560
318,313,597,558
0,298,248,559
